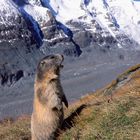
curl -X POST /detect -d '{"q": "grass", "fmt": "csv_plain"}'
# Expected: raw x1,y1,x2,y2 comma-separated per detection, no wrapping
0,64,140,140
0,117,31,140
59,94,140,140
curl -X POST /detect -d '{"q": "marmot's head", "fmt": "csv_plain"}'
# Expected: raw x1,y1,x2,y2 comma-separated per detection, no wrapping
36,54,64,82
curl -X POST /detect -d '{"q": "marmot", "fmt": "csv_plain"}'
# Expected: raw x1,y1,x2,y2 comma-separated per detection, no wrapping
31,54,68,140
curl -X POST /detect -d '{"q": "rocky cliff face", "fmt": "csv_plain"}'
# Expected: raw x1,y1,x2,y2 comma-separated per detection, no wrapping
0,1,31,44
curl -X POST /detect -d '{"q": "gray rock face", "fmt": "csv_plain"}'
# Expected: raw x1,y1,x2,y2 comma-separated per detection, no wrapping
29,0,42,6
67,17,139,50
0,1,68,47
73,31,93,48
0,2,32,44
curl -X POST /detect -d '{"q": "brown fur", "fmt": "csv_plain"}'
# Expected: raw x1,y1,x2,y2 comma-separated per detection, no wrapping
31,54,68,140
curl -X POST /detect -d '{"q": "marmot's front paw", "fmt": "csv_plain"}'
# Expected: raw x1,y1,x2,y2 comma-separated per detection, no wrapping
52,105,62,111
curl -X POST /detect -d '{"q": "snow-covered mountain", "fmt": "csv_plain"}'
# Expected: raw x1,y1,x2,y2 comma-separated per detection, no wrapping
0,0,68,47
27,0,140,47
0,0,140,49
47,0,140,44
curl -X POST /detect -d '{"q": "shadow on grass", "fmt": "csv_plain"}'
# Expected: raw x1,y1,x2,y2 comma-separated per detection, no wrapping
62,104,87,130
55,104,87,138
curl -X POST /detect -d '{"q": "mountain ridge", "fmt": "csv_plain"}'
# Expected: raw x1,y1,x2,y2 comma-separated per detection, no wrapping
1,0,140,48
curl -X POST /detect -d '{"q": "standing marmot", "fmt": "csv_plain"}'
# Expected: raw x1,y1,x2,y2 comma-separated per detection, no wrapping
31,54,68,140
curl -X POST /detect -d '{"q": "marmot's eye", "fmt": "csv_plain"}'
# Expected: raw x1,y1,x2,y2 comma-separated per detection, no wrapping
40,61,46,67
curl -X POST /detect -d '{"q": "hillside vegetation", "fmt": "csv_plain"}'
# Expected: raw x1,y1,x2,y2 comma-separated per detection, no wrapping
0,64,140,140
